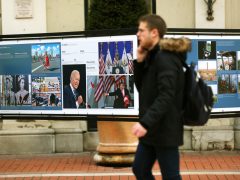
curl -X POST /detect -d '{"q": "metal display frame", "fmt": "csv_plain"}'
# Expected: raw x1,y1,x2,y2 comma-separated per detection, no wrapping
0,28,240,120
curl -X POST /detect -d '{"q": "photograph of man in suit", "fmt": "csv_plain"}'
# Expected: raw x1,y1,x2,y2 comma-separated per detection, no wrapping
63,70,85,108
104,82,131,108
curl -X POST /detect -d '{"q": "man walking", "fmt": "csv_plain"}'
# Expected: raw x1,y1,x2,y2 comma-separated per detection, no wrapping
132,14,191,180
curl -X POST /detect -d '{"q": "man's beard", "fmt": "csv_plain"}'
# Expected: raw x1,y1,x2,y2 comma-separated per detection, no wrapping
140,38,153,50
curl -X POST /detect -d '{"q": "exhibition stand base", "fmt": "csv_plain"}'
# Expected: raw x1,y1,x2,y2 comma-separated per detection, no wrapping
93,120,138,165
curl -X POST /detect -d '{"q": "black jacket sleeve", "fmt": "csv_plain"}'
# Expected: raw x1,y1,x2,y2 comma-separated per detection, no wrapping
133,60,145,92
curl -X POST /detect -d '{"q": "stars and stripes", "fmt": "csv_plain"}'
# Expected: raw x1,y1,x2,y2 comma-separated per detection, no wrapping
128,60,134,74
128,41,134,74
115,75,126,89
94,75,126,102
99,53,105,75
94,76,115,102
94,41,134,102
104,76,115,93
94,76,103,102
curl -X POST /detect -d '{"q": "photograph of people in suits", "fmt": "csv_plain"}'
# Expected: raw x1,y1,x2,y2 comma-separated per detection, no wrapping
63,65,86,109
104,82,131,108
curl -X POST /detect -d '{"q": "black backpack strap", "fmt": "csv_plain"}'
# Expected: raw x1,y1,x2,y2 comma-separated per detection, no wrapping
181,60,197,70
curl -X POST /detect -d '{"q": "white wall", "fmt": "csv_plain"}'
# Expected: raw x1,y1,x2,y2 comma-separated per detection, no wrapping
225,0,240,28
46,0,85,32
156,0,240,29
195,0,225,28
156,0,195,28
1,0,46,35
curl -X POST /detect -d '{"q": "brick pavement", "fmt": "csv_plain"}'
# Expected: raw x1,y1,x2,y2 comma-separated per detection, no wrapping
0,151,239,179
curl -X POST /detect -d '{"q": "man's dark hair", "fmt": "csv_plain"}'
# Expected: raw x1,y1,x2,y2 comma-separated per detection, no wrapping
138,14,167,38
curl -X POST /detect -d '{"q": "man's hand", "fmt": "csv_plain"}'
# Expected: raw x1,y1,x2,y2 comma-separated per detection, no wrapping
132,122,147,138
137,46,148,63
77,95,84,105
104,93,109,96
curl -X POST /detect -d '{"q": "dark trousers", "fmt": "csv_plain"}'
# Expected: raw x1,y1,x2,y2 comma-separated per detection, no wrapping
132,142,181,180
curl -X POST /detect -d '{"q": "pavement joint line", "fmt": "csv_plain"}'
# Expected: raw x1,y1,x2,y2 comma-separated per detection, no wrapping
32,64,43,72
0,171,240,178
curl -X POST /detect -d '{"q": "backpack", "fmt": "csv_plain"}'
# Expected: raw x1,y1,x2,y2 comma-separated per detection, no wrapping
181,61,214,126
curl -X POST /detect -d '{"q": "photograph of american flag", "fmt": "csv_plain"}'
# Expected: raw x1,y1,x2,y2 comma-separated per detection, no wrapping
97,41,134,75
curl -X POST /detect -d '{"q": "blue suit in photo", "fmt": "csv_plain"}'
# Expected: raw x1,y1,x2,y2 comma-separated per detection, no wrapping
63,85,77,108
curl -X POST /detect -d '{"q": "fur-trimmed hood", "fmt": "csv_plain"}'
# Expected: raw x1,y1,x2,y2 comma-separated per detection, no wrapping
159,37,191,53
159,37,191,62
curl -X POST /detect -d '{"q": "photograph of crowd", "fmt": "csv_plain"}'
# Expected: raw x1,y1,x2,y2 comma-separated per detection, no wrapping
32,76,61,107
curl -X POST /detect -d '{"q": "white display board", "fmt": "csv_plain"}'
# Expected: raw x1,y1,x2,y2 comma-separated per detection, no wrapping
0,35,139,115
1,32,240,116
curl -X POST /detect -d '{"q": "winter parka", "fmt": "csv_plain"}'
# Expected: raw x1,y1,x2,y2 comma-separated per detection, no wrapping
134,38,191,147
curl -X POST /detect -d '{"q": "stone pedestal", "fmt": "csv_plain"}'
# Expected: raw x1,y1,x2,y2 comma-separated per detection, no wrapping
0,120,54,155
51,120,86,153
83,131,99,151
94,153,134,165
180,126,192,150
2,120,51,129
234,118,240,150
94,121,138,165
0,120,87,154
55,128,83,153
50,120,87,131
0,129,54,154
192,118,234,151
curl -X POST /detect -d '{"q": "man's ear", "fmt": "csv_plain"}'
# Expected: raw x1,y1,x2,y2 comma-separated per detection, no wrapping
151,28,159,38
